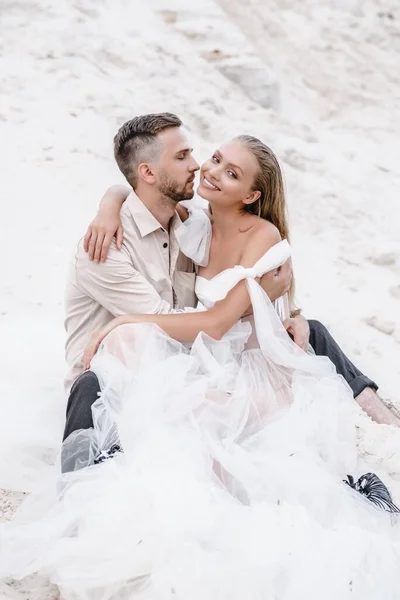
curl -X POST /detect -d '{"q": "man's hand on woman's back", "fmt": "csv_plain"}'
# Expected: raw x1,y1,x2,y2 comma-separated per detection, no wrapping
260,258,292,302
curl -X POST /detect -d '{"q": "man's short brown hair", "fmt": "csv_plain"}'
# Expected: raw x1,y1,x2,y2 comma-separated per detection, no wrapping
113,113,183,188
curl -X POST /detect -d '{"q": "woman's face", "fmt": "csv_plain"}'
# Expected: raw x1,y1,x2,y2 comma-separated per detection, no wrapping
197,141,260,208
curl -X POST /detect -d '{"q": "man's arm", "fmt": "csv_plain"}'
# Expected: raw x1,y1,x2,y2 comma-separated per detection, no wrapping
83,227,292,367
76,241,183,316
125,226,286,340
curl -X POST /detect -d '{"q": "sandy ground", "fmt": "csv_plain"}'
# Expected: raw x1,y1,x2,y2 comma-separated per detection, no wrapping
0,0,399,597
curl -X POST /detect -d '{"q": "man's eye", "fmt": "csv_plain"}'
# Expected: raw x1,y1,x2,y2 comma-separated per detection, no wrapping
177,156,185,161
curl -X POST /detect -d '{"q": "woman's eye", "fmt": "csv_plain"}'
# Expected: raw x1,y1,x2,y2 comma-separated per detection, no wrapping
227,170,237,179
211,155,219,163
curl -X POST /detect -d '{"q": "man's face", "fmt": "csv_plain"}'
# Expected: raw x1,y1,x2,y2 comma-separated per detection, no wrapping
154,127,200,202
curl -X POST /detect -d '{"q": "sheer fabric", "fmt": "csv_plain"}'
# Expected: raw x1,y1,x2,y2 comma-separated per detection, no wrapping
1,241,400,599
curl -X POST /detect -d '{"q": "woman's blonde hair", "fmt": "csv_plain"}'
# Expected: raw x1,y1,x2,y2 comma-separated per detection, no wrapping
235,135,296,311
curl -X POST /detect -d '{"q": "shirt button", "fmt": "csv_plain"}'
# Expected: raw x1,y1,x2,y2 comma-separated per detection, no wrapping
163,242,168,248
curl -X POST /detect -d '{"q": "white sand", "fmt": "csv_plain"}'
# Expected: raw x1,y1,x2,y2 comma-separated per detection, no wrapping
1,0,399,597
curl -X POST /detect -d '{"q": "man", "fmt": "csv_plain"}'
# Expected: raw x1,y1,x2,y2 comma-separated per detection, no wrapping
64,112,399,470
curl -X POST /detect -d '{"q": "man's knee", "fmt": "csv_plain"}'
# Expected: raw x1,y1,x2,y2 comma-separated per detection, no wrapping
70,370,100,394
63,370,101,451
67,371,101,410
64,371,101,436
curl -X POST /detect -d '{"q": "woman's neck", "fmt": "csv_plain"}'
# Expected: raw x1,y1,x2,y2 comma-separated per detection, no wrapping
209,202,255,237
209,203,246,238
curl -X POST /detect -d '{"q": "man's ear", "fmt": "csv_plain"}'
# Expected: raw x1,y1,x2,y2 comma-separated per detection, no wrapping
243,189,261,206
137,163,156,184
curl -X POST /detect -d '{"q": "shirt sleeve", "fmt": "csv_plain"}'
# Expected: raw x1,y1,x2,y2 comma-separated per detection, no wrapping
75,243,184,316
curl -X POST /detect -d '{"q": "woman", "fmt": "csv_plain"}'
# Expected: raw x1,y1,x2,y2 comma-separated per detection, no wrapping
83,134,295,360
1,136,399,600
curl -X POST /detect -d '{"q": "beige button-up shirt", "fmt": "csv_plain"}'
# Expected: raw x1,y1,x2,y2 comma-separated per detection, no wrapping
64,192,197,389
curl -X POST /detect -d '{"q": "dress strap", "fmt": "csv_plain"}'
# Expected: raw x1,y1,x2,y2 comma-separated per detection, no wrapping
203,240,291,303
201,240,334,377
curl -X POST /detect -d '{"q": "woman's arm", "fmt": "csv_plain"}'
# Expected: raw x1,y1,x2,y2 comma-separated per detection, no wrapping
84,186,194,262
83,301,239,369
84,184,131,262
84,226,288,368
84,280,254,369
132,224,285,342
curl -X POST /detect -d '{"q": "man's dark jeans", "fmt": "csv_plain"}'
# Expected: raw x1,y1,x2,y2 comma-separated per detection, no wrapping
63,370,101,442
307,320,377,397
62,320,377,466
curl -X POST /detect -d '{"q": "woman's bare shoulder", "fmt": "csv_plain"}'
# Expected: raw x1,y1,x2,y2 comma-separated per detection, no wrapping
240,218,282,265
246,217,281,243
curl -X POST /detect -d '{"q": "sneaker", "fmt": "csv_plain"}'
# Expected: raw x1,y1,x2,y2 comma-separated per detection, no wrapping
94,444,123,465
344,473,400,513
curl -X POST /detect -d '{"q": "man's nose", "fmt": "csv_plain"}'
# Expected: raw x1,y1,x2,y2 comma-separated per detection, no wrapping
190,158,200,172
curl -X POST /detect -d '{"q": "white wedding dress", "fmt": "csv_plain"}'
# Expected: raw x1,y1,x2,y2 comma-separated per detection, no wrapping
1,211,400,600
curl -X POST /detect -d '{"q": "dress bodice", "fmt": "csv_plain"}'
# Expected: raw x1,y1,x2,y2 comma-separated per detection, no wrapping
193,241,292,351
195,274,290,323
176,200,291,321
195,276,214,310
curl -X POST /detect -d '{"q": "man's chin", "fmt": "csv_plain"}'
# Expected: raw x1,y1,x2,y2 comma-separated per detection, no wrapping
181,188,195,200
169,190,194,203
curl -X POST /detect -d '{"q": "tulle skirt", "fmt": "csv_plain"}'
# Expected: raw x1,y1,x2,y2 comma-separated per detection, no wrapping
1,322,400,600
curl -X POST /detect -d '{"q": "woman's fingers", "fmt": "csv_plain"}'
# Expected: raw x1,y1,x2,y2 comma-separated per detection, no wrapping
116,225,124,250
84,215,124,263
83,226,92,253
87,231,98,261
100,232,114,262
93,231,106,263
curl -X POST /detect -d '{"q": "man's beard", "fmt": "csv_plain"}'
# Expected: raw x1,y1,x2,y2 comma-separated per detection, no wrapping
158,172,194,202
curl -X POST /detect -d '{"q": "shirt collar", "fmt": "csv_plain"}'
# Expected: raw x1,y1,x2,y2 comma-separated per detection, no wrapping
125,191,183,238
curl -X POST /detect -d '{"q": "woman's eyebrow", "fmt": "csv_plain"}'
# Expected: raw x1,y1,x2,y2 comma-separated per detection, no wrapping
215,150,243,174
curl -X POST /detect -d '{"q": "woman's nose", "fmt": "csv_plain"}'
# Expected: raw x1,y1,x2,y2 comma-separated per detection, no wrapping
208,165,221,180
